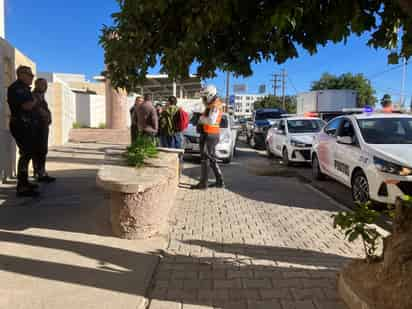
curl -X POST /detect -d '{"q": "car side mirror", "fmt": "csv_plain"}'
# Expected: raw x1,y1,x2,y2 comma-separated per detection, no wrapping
276,129,286,135
337,136,353,145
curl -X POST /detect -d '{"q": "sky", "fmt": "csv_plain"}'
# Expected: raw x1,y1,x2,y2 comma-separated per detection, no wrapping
4,0,411,105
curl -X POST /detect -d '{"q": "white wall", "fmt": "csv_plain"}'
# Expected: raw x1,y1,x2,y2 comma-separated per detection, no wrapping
75,93,91,126
60,81,76,144
90,95,105,127
75,93,105,128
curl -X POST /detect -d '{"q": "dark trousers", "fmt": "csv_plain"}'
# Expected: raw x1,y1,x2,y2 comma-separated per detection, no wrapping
159,133,182,149
199,134,223,186
131,125,138,144
33,126,49,176
10,120,37,186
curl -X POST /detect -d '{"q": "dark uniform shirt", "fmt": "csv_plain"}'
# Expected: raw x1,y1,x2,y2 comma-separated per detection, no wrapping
7,79,34,122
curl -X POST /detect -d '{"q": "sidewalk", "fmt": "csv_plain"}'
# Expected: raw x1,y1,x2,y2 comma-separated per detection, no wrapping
0,143,166,309
146,147,365,309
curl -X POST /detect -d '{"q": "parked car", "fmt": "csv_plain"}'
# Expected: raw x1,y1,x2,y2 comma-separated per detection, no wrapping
311,112,412,205
183,113,239,163
266,116,326,165
246,108,286,149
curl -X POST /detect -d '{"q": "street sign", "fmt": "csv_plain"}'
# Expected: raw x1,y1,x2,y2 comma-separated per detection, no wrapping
233,84,247,93
259,84,266,94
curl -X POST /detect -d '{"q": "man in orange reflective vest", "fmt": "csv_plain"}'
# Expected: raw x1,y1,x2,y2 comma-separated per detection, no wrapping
192,85,225,190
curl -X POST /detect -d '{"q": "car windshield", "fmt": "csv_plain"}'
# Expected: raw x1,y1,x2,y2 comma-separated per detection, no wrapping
255,112,282,121
357,118,412,144
190,113,228,128
287,119,325,133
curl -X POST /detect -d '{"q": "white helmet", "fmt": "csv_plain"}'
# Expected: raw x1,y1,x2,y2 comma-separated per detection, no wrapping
200,85,217,103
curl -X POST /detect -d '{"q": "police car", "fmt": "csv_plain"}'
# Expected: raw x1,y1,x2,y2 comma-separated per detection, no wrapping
311,111,412,205
266,116,325,165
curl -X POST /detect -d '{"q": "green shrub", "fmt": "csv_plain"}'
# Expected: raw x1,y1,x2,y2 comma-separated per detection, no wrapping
73,122,82,129
124,135,158,168
98,123,107,129
332,202,381,263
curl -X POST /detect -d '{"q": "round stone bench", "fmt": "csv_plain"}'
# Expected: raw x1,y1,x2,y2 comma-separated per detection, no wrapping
96,147,183,239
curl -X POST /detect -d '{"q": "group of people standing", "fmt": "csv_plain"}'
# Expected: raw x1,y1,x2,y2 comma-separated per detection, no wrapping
129,94,185,149
7,66,55,197
129,85,225,190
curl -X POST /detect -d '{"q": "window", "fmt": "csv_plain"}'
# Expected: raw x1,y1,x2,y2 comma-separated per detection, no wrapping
338,119,356,137
278,120,286,131
287,119,325,133
324,118,343,137
358,118,412,144
272,120,280,129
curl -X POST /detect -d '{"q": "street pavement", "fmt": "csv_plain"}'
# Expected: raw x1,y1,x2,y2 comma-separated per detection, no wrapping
147,144,366,309
0,144,166,309
0,141,370,309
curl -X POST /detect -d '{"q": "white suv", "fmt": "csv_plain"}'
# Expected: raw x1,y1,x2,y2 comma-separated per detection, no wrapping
266,117,325,165
311,113,412,205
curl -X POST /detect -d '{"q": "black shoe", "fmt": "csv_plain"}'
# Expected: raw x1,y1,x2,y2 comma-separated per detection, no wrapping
191,183,208,190
37,175,56,183
17,187,40,198
27,182,39,189
210,181,225,188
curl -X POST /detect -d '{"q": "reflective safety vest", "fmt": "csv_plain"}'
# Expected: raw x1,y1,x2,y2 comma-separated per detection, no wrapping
203,100,223,135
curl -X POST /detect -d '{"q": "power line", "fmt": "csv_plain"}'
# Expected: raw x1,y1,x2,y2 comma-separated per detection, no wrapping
288,75,299,94
367,63,407,80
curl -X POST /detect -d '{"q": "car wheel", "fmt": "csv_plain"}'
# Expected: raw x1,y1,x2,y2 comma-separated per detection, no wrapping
282,148,291,166
352,170,370,204
312,155,325,180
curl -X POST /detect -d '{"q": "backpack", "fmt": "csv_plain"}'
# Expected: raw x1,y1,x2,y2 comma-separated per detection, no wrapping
174,108,189,132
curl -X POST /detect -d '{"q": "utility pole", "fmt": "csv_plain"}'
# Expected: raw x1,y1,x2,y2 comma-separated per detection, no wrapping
281,69,287,110
401,58,407,106
271,74,281,96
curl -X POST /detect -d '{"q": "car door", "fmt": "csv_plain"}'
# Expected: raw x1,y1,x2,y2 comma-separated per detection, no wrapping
317,117,343,178
229,116,238,152
273,120,286,155
267,120,280,154
334,118,362,186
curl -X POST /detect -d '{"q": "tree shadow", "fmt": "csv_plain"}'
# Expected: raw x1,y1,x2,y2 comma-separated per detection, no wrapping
0,231,349,308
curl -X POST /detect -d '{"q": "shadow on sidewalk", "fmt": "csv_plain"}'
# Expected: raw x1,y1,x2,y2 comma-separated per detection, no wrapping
0,230,350,308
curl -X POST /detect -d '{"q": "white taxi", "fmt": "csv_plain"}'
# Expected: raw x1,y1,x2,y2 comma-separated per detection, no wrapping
311,112,412,205
266,116,325,165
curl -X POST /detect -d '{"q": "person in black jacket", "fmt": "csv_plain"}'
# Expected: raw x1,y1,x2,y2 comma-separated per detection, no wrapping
7,66,39,197
32,78,55,183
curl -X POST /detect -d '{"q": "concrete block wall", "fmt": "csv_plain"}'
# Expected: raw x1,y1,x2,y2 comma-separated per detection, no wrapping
0,38,36,181
76,93,105,128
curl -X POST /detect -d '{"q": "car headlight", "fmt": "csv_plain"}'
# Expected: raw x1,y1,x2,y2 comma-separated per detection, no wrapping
374,157,412,176
219,133,231,144
290,139,307,148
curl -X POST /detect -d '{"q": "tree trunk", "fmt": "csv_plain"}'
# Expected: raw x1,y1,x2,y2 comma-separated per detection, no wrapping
340,199,412,309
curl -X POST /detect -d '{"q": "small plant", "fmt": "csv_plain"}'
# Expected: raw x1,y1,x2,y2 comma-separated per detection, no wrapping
124,134,158,167
332,202,381,263
73,122,82,129
98,123,107,129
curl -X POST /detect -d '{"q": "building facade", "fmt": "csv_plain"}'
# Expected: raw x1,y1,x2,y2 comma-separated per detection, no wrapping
234,94,265,118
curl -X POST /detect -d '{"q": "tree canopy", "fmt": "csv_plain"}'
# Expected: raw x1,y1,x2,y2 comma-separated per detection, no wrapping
101,0,412,91
254,95,296,113
311,73,377,107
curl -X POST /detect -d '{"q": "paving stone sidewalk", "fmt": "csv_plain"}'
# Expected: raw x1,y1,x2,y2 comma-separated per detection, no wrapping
147,154,365,309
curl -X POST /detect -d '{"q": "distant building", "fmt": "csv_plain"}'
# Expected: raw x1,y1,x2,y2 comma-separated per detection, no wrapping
234,94,265,118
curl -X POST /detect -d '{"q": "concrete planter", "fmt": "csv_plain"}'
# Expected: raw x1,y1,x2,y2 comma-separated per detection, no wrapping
96,148,182,239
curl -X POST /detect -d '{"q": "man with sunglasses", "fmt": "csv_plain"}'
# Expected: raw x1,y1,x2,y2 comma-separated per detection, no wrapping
7,66,39,197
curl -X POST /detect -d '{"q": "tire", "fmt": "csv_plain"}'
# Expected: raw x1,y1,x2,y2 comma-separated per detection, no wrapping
312,154,325,180
352,170,370,204
282,148,291,166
